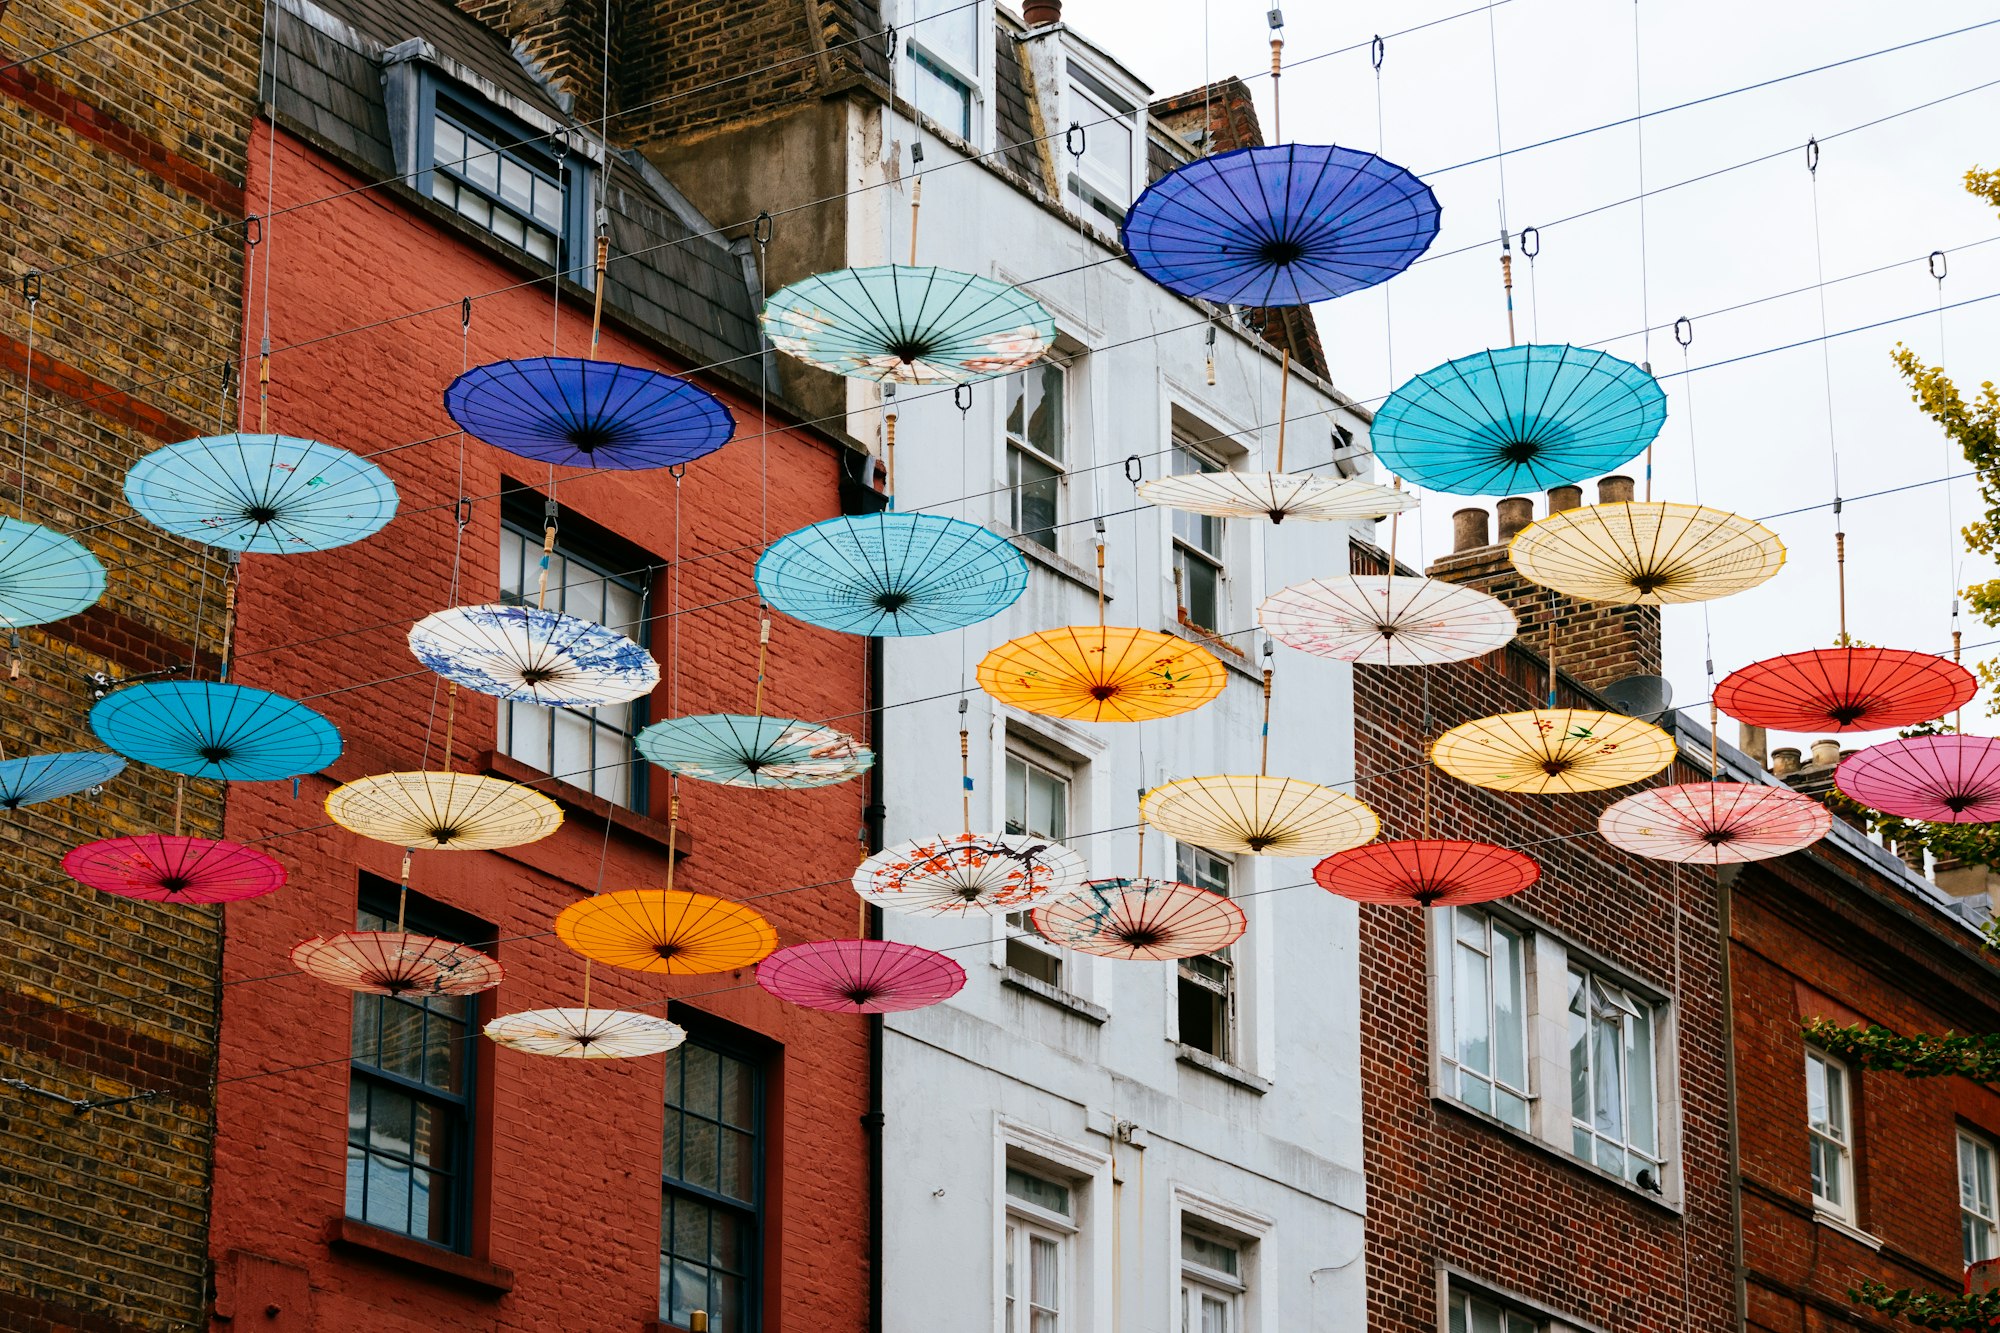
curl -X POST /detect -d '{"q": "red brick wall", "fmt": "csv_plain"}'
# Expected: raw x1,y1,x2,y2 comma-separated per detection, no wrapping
206,123,871,1333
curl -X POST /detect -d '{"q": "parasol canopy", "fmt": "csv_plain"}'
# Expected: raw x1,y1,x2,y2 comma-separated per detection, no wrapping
1140,775,1379,857
1714,648,1975,734
65,835,285,903
855,832,1087,916
291,931,505,996
1135,472,1417,526
1836,735,2000,824
124,435,397,553
444,357,733,470
1598,782,1831,863
1431,709,1675,794
763,265,1055,384
1120,143,1441,305
325,772,563,850
556,890,776,975
755,939,966,1014
1259,575,1516,666
485,1007,687,1059
0,517,105,626
91,681,341,782
1509,502,1785,606
408,603,658,707
755,513,1027,636
1028,877,1247,961
1371,345,1666,496
635,714,873,789
977,626,1225,724
0,751,125,810
1313,839,1539,907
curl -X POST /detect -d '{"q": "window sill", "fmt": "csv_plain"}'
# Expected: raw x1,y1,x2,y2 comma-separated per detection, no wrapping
322,1217,514,1295
478,750,691,859
992,522,1111,600
997,964,1107,1023
1813,1208,1883,1250
1161,622,1262,683
1429,1095,1682,1215
1173,608,1246,658
1175,1044,1272,1094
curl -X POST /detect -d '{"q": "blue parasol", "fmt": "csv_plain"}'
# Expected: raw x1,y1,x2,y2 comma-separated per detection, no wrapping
0,517,105,626
1370,344,1667,496
635,714,873,790
445,357,734,470
1121,144,1440,306
408,604,658,707
763,266,1055,384
91,681,341,782
0,751,125,809
755,514,1027,636
124,435,398,553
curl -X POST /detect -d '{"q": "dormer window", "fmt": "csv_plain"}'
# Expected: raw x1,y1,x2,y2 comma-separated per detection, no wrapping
1066,65,1135,221
906,0,982,144
430,99,567,264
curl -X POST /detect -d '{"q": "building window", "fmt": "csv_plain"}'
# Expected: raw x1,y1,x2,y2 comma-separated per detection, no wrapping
1169,439,1226,631
1962,1130,1999,1265
905,0,980,142
1175,843,1235,1062
1568,968,1661,1186
498,504,649,808
1066,66,1135,221
660,1038,762,1333
1004,748,1071,987
1005,364,1065,549
1004,1164,1073,1332
1448,1289,1543,1333
1805,1046,1854,1221
345,892,478,1250
1438,907,1531,1131
1180,1226,1245,1333
428,98,574,268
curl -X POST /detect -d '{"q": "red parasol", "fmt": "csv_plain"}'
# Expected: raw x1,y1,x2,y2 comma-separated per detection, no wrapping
64,835,285,904
1028,877,1247,961
755,939,966,1014
1313,839,1539,907
1598,782,1830,863
1714,648,1974,734
1836,735,2000,824
291,932,505,997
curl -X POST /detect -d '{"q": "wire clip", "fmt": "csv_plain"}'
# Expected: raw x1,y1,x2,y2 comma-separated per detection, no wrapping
753,211,774,246
953,384,972,412
1929,249,1948,281
1371,35,1385,71
1124,454,1143,483
1518,226,1540,260
20,270,40,305
1066,122,1086,159
1805,137,1819,174
1673,315,1692,348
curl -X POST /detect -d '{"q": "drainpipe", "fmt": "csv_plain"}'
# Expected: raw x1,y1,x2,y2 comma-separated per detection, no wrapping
865,630,887,1333
1717,866,1747,1330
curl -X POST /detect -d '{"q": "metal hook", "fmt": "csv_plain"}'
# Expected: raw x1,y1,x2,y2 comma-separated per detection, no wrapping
245,215,262,248
668,462,687,480
1929,249,1948,282
460,296,472,330
1804,137,1819,174
952,384,972,413
1123,454,1143,483
1518,226,1539,260
1673,315,1692,348
20,270,40,305
455,495,473,528
1065,122,1086,159
1371,35,1385,71
752,211,774,247
883,22,898,61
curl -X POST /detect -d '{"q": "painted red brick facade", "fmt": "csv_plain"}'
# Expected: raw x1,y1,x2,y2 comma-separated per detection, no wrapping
205,120,872,1332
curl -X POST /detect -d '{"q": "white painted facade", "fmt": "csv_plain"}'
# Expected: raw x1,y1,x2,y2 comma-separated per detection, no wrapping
843,8,1380,1331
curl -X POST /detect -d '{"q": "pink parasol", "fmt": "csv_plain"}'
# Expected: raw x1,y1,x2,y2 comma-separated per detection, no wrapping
291,931,505,996
1598,782,1830,863
755,939,966,1014
64,835,286,904
1028,877,1247,961
1836,735,2000,824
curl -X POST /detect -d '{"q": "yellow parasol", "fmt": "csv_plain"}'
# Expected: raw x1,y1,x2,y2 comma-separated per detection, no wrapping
555,889,777,975
1139,774,1378,857
325,771,563,851
1509,501,1784,606
1430,708,1674,795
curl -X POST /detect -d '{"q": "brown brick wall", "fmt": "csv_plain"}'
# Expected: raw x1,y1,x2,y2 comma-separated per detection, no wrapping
0,1,258,1327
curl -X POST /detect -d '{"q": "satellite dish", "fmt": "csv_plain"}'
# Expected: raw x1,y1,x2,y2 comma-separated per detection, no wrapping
1601,674,1673,722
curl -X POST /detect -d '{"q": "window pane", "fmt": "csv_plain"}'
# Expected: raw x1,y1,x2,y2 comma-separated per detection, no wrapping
913,51,973,139
1006,756,1028,835
491,209,526,246
719,1053,754,1128
1030,1234,1060,1311
1183,1231,1238,1275
1006,935,1062,987
1030,767,1067,841
1005,1167,1070,1216
1570,974,1591,1126
499,157,533,212
1177,548,1219,631
433,116,466,172
1453,940,1491,1078
505,698,551,773
532,177,565,228
910,0,979,71
552,708,592,785
1178,973,1224,1057
1010,447,1060,547
464,140,499,191
1626,1004,1657,1157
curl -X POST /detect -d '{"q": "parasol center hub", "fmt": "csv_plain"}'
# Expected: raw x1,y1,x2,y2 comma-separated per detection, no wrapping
742,757,767,772
198,745,235,763
1500,439,1543,464
519,667,557,685
1630,573,1668,593
1540,759,1572,777
428,826,460,846
566,422,616,453
954,885,985,902
842,986,880,1005
1089,684,1119,701
654,942,681,960
1946,794,1977,813
1244,835,1276,851
381,978,417,995
244,504,281,525
159,875,191,894
874,591,912,612
1828,703,1867,725
887,339,932,366
1256,238,1308,267
1411,888,1443,907
1701,828,1737,846
1117,927,1163,948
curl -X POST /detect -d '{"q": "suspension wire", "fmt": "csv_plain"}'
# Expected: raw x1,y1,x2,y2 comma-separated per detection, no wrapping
15,273,38,519
1805,138,1847,642
1485,0,1510,232
1374,34,1395,382
1632,0,1655,497
1932,249,1963,714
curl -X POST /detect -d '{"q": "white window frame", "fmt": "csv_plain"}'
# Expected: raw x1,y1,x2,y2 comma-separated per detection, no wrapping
1446,1286,1544,1333
1003,744,1074,989
1173,842,1236,1064
901,0,985,146
1171,1187,1269,1333
1004,1171,1073,1333
1062,59,1141,224
1806,1046,1855,1223
1962,1128,1999,1266
1436,906,1534,1133
996,1120,1112,1333
1567,967,1663,1187
1004,362,1068,552
1168,437,1227,634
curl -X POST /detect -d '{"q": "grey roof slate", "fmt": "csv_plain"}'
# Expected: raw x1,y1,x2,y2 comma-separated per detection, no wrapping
993,17,1047,190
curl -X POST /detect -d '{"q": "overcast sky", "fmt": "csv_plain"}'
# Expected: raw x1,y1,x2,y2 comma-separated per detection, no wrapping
1078,0,2000,745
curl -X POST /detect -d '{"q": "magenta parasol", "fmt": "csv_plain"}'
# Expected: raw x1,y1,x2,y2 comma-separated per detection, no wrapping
1836,735,2000,824
755,939,966,1014
64,835,286,904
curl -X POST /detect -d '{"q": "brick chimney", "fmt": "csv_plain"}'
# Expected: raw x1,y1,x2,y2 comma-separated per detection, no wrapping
1023,0,1063,25
1426,476,1661,696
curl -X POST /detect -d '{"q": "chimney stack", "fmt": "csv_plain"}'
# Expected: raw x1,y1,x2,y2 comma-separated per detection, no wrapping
1023,0,1063,25
1738,723,1769,770
1771,746,1802,777
1548,484,1583,513
1496,496,1534,545
1452,508,1490,554
1598,475,1635,504
1810,739,1841,769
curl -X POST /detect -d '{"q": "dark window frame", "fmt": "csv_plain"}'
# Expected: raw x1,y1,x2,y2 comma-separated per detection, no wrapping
659,1020,769,1333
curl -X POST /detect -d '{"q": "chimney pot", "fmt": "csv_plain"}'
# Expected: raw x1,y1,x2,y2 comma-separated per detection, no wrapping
1023,0,1063,24
1496,497,1534,544
1452,507,1490,554
1771,746,1802,777
1548,485,1583,513
1598,475,1635,504
1810,738,1841,769
1738,722,1768,770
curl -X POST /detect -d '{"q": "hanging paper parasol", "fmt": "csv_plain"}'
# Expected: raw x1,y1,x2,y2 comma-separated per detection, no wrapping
1136,472,1417,526
292,931,504,996
1509,502,1785,605
855,832,1087,916
445,357,734,470
1140,775,1378,857
0,517,105,626
556,889,776,975
91,681,341,781
762,265,1055,384
1120,143,1441,306
64,835,285,903
1714,648,1974,734
755,513,1027,636
124,435,397,553
0,751,124,810
756,939,966,1014
1599,782,1830,863
977,626,1225,724
1430,709,1675,794
1370,345,1667,496
1028,877,1247,961
1313,839,1539,907
486,1007,687,1059
1259,575,1516,666
408,603,658,707
636,714,873,789
325,771,563,850
1836,735,2000,824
